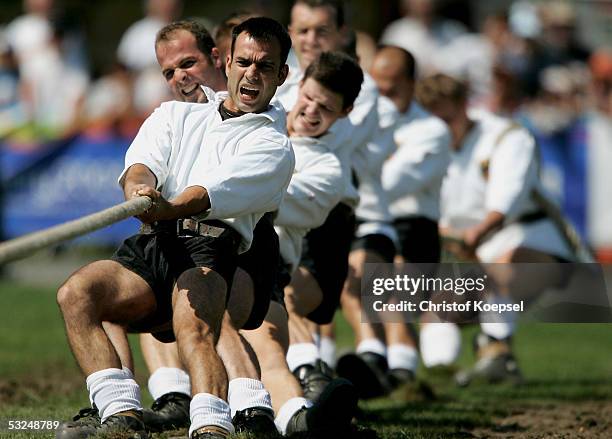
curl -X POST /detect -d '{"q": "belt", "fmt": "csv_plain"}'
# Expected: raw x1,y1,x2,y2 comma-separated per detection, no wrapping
515,210,547,224
140,218,226,238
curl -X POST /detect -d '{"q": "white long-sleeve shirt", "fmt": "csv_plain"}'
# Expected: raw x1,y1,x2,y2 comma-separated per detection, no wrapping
382,102,451,221
277,70,383,211
440,111,539,230
120,100,295,253
275,134,343,271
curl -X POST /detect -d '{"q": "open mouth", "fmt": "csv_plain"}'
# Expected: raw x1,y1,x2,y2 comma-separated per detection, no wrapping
240,85,260,101
300,113,320,128
181,84,199,96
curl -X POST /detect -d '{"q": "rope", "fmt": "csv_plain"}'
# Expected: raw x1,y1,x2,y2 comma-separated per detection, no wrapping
0,196,152,265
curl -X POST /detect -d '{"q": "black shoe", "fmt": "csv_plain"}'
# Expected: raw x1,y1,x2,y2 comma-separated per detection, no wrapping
293,360,334,402
56,406,101,438
455,333,523,387
336,352,391,399
232,406,279,437
142,392,190,432
56,410,148,439
388,367,415,389
190,425,231,438
286,378,357,436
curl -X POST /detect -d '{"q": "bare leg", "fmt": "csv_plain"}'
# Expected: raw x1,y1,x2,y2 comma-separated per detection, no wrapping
104,322,134,372
243,302,302,413
172,267,228,399
285,267,323,345
217,268,260,381
57,260,156,376
340,249,386,346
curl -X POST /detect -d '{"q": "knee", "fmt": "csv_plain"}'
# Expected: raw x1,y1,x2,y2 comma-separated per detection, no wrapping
57,276,94,317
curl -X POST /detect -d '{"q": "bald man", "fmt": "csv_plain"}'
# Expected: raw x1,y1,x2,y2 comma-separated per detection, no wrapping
336,46,451,396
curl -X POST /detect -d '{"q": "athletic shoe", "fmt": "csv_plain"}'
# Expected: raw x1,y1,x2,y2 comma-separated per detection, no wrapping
388,367,415,389
142,392,190,432
336,352,391,399
232,406,279,437
293,360,334,402
190,425,231,438
56,409,148,439
455,333,523,387
286,378,357,435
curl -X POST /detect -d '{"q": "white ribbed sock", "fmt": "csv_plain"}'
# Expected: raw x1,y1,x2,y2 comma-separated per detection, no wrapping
356,338,387,357
319,336,337,368
480,295,516,340
86,368,142,422
147,367,191,400
189,393,234,437
286,343,320,372
387,344,419,371
227,378,273,418
420,323,462,368
274,397,313,434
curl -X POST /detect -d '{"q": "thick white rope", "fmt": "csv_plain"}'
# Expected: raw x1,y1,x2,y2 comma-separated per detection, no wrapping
0,196,152,265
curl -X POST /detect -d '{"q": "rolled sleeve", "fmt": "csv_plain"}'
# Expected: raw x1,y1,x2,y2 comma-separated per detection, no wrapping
118,104,173,189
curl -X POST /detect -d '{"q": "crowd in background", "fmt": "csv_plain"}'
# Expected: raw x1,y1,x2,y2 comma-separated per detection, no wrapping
1,0,611,255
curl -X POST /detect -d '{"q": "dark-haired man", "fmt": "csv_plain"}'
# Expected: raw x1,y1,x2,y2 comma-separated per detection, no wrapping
277,0,400,402
336,46,452,396
56,17,293,439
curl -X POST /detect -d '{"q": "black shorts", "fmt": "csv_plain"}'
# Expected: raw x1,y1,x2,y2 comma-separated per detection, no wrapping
300,202,356,324
239,212,281,330
351,232,397,263
394,216,441,263
111,221,240,341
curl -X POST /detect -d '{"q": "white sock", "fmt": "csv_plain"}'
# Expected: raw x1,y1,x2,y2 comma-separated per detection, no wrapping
189,393,234,437
227,378,273,418
286,343,320,372
274,397,313,434
86,368,142,422
480,295,516,340
387,344,419,371
356,338,387,357
147,367,191,401
319,336,337,368
420,323,462,368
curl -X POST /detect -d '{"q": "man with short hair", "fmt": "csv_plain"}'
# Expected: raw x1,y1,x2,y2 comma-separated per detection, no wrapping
417,73,574,386
336,45,452,396
278,0,401,402
56,17,294,439
247,50,363,436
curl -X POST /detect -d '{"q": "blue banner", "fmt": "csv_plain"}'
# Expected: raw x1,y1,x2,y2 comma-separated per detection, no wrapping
1,134,140,245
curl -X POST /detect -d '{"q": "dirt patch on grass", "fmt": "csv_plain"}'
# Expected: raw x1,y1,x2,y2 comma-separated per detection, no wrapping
0,366,83,405
472,400,612,438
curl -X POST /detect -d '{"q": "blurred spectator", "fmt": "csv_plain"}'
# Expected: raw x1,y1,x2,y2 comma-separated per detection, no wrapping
82,61,134,138
586,48,612,259
5,0,54,64
522,1,590,98
17,18,89,140
117,0,183,72
132,65,172,119
0,27,27,137
441,12,530,109
380,0,466,76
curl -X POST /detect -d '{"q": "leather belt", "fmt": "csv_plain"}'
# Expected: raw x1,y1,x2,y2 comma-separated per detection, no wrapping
140,218,225,238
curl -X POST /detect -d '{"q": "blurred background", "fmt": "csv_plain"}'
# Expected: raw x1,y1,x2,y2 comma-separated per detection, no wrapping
1,0,612,268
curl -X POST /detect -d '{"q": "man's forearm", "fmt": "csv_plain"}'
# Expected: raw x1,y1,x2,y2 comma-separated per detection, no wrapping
122,164,157,200
167,185,211,220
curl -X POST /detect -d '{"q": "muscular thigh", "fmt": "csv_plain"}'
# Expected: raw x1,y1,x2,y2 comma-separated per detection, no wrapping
64,260,156,323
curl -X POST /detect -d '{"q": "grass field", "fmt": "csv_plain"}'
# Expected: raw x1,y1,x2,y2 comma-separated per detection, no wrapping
1,279,612,438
